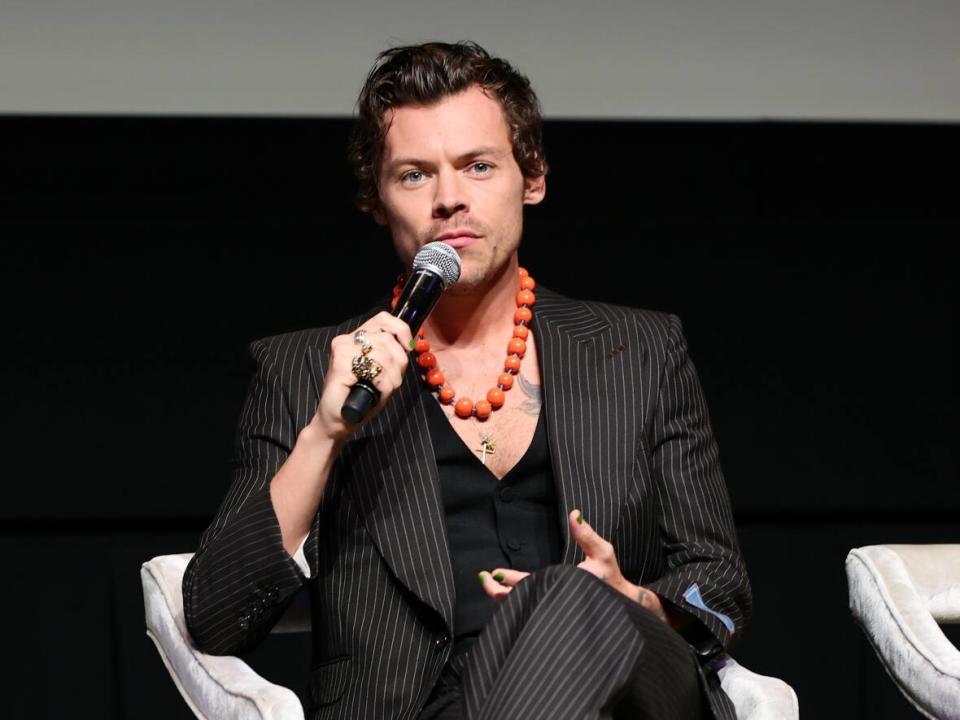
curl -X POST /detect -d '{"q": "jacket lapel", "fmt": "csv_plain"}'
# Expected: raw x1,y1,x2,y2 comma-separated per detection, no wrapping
343,356,456,633
534,288,640,563
339,285,639,628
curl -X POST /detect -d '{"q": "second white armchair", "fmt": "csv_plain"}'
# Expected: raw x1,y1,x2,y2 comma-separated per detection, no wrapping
846,544,960,719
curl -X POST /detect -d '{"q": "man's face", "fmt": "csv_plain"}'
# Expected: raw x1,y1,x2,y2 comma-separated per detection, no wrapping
374,85,545,291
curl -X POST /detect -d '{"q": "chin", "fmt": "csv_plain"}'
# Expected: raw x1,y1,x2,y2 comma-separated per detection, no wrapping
447,276,485,295
446,262,491,293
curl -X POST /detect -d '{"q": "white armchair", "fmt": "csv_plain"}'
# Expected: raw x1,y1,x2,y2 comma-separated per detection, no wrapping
143,553,799,720
846,544,960,719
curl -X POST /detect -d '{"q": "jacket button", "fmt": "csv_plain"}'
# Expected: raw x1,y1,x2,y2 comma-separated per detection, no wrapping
434,634,450,653
506,538,522,551
498,487,515,503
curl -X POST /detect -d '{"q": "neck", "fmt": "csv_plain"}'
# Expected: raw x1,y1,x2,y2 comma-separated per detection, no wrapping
423,256,520,349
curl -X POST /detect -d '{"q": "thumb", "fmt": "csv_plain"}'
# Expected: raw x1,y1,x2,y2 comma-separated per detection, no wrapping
569,509,609,559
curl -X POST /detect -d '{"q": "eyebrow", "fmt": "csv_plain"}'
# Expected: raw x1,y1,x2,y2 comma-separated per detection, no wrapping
386,146,507,172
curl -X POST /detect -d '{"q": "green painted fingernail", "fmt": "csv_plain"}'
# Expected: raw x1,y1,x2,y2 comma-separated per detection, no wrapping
409,338,416,350
477,572,486,582
493,572,505,582
577,512,584,524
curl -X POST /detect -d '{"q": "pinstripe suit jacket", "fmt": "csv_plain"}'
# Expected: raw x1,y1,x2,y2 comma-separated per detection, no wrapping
183,286,752,719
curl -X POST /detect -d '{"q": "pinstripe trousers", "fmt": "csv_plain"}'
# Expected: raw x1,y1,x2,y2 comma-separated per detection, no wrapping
419,565,706,720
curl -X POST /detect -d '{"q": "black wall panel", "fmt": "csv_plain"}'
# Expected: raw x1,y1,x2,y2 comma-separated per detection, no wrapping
1,116,956,718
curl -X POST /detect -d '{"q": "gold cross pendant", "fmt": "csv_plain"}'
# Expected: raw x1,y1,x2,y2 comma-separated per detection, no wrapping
477,434,496,466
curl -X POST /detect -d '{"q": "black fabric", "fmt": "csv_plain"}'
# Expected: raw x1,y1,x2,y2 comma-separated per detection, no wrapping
417,642,474,720
423,387,563,649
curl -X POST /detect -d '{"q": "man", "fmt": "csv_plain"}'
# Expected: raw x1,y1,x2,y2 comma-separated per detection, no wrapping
184,41,751,720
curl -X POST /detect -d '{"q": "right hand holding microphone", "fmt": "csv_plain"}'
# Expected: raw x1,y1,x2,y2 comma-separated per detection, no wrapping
269,243,458,554
312,311,413,442
269,312,411,556
339,242,461,424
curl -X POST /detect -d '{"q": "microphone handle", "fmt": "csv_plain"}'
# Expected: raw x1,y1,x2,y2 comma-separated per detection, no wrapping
340,271,446,424
340,379,380,425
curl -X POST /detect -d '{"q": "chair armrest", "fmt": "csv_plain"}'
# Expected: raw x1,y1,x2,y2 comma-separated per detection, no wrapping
141,553,304,720
884,544,960,623
846,544,960,719
716,655,799,720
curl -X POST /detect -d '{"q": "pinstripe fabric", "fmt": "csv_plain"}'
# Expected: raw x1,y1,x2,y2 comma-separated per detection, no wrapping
183,286,750,720
461,564,706,720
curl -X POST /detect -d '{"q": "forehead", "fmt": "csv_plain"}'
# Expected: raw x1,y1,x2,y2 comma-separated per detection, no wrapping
381,85,512,162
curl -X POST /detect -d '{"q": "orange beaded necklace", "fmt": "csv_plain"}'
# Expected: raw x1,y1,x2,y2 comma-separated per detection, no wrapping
391,266,537,421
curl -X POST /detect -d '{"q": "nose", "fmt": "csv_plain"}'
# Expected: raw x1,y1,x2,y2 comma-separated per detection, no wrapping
432,169,468,219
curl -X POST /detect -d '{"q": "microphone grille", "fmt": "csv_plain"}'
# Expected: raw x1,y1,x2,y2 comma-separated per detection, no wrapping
412,241,462,289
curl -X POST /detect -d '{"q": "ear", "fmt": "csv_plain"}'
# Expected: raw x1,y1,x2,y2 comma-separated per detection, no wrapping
371,202,387,225
523,172,546,206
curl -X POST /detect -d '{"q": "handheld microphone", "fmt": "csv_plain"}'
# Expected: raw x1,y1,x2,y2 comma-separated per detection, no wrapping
340,241,461,424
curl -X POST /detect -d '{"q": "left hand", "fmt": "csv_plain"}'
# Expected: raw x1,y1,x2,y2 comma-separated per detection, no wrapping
478,509,669,624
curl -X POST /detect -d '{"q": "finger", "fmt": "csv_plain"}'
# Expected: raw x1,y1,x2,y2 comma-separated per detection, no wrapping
372,332,410,377
478,571,511,602
330,335,373,390
576,558,609,584
338,331,406,396
349,328,410,390
636,586,659,610
372,363,404,402
489,569,530,587
330,333,361,367
367,312,413,351
569,509,613,561
636,586,669,624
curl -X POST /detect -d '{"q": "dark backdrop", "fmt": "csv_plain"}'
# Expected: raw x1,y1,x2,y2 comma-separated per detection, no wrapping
1,116,956,719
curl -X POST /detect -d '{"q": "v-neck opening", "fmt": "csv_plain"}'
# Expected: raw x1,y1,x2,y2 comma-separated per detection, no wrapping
423,389,545,483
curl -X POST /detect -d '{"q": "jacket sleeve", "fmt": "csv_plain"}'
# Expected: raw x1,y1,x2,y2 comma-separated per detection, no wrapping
644,315,752,652
182,338,308,655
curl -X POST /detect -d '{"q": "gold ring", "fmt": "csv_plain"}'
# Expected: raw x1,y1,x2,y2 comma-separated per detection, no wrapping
352,354,383,383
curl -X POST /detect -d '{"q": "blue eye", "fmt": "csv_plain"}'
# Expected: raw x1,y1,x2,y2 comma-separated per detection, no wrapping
401,170,425,184
471,162,492,174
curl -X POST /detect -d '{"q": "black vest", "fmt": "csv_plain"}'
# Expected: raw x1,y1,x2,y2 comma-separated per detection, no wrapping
423,387,563,653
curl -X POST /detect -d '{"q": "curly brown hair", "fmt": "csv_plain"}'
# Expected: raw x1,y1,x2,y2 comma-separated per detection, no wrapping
349,41,548,213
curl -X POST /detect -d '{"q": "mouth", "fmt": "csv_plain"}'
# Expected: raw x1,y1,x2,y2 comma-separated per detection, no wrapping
434,230,479,249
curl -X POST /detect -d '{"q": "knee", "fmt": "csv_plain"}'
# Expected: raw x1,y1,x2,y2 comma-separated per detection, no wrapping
531,563,576,585
528,563,605,594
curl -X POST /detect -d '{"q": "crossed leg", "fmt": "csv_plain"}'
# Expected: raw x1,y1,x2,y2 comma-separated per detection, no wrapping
421,564,708,720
